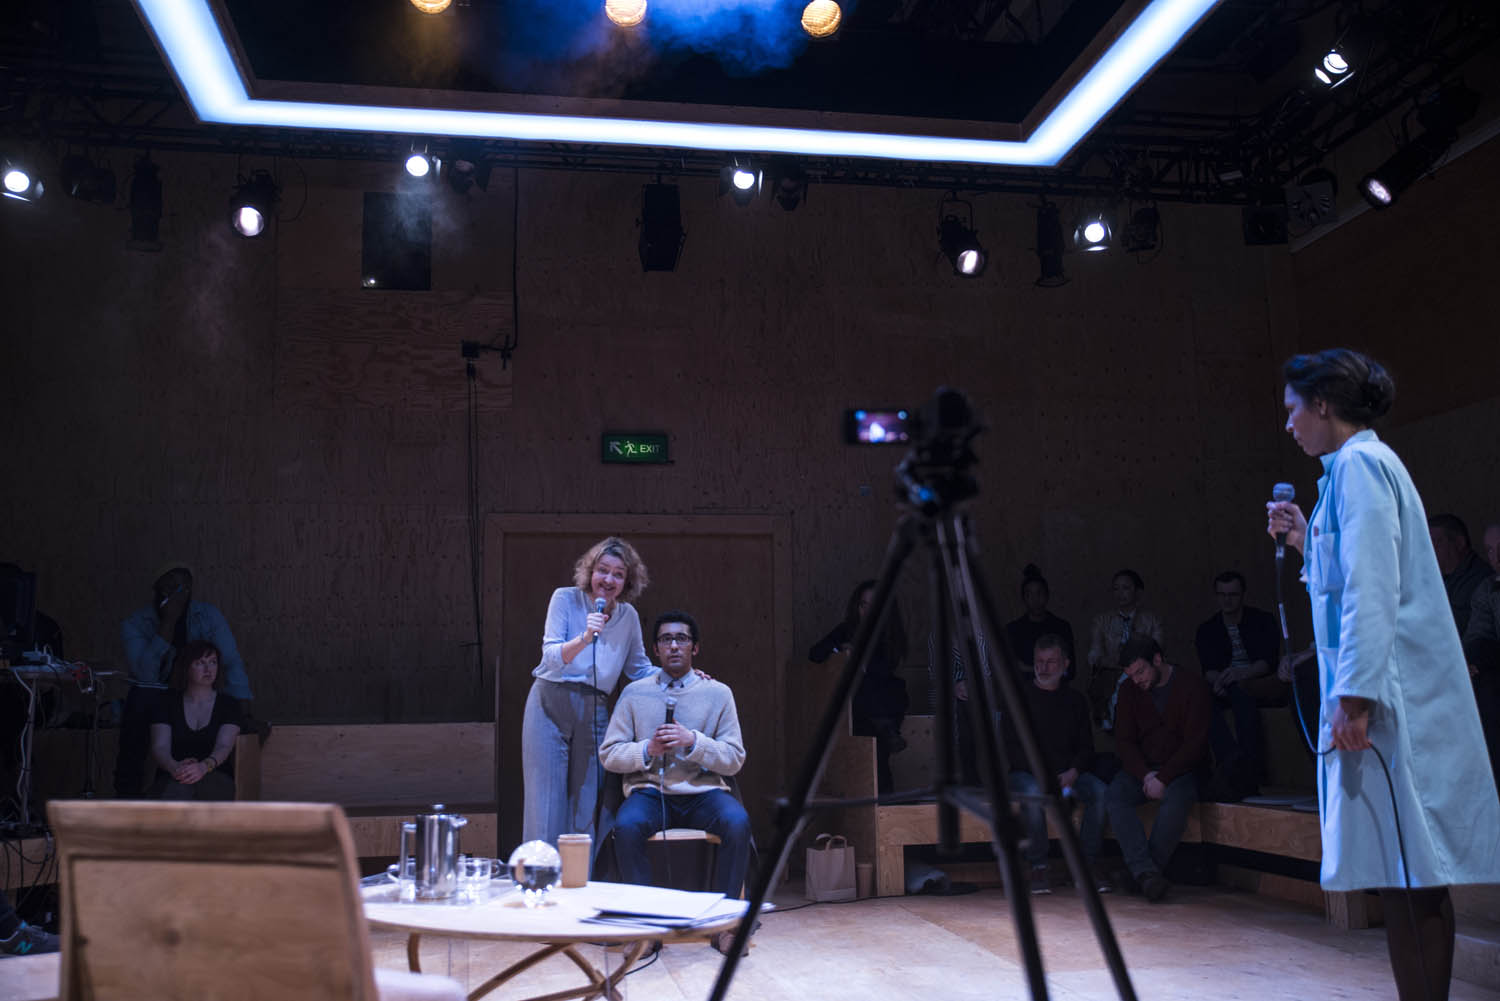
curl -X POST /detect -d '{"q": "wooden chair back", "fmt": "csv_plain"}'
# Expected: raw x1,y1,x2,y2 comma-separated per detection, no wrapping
49,800,380,1001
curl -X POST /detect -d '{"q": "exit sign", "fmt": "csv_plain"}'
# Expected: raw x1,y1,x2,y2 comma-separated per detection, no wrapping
602,432,670,464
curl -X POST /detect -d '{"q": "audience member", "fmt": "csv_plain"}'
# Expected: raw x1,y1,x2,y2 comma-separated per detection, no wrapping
118,564,251,798
1464,525,1500,790
148,640,241,801
1194,571,1283,798
926,629,994,787
1004,565,1076,677
1430,514,1491,634
601,611,750,955
523,537,656,846
1105,636,1211,902
0,890,57,956
1001,635,1108,895
1086,569,1165,729
810,580,908,793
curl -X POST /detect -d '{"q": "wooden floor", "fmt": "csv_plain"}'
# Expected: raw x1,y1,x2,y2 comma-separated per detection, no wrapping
370,881,1500,1001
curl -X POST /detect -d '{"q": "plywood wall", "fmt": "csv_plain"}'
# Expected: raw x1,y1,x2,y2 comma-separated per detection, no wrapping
3,147,1346,812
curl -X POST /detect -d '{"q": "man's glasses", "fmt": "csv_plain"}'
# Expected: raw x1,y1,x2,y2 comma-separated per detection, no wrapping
656,633,693,647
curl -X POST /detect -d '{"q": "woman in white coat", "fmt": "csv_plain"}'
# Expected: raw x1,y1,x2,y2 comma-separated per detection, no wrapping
1268,348,1500,1001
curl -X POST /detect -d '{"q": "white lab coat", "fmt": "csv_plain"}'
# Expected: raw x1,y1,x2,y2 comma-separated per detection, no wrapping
1306,430,1500,891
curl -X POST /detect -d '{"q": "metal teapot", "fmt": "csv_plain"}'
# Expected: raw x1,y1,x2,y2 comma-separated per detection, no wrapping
399,804,469,899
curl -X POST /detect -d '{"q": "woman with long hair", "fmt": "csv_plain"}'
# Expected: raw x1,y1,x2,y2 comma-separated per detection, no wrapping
1268,347,1500,1000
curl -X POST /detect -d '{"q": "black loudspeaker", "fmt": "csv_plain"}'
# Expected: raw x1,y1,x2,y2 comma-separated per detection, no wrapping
638,183,685,272
362,192,432,290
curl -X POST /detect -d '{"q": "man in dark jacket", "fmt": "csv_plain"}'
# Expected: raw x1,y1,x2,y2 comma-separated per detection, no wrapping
1105,635,1211,902
1194,570,1282,796
1001,634,1106,895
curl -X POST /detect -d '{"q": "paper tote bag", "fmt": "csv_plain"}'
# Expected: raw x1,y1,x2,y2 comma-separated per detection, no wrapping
805,833,857,902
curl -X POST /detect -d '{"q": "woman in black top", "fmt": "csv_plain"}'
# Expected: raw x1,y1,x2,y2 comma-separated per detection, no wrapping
810,580,909,792
148,639,241,801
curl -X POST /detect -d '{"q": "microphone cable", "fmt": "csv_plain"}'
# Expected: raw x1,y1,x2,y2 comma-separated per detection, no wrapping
1280,539,1432,1001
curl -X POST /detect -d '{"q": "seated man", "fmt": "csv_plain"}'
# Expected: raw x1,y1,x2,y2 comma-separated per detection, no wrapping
118,564,252,798
600,610,750,949
1105,635,1210,902
1001,634,1108,895
1194,570,1283,797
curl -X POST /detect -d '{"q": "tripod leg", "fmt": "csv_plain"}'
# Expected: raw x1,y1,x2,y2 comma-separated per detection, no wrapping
706,514,922,1001
934,517,1050,1001
951,514,1139,1001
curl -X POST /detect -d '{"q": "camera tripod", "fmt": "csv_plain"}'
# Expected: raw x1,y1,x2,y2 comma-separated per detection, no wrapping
709,389,1137,1001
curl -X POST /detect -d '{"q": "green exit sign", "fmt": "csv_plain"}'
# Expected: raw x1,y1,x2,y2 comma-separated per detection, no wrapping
602,432,670,464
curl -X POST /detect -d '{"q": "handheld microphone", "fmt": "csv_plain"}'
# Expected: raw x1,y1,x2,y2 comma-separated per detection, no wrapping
664,696,677,726
1271,482,1296,558
592,596,606,638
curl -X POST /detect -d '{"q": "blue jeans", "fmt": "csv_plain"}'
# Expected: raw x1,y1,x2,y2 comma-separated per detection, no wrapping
1009,770,1107,866
613,787,751,898
521,680,610,845
1105,770,1198,878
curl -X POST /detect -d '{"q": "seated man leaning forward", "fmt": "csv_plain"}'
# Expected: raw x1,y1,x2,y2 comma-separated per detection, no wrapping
1002,634,1109,896
1104,635,1211,903
600,612,751,922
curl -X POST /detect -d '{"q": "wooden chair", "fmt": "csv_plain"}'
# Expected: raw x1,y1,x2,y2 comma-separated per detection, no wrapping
48,800,464,1001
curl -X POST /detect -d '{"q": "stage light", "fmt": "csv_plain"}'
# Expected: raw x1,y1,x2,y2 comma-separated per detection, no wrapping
1122,206,1160,253
2,159,43,203
937,200,985,277
1074,212,1112,252
129,154,162,247
59,154,116,204
409,0,451,13
1359,84,1480,210
719,162,761,206
446,142,491,195
801,1,842,38
405,152,432,178
229,170,279,237
1034,200,1067,287
638,182,685,272
770,161,809,211
606,0,647,28
1314,49,1352,87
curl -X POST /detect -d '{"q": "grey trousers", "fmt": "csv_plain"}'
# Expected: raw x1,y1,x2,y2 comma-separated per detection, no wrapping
521,679,609,845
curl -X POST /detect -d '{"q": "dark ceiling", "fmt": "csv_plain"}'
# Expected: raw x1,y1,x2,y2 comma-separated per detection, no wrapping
1,0,1498,202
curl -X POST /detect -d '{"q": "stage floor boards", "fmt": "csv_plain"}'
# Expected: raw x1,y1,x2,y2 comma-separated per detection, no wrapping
370,881,1500,1000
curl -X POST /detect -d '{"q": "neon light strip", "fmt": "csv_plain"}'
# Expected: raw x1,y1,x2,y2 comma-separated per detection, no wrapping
134,0,1219,166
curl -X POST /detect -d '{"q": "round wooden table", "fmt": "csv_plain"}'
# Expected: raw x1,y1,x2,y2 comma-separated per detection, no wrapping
363,880,745,1001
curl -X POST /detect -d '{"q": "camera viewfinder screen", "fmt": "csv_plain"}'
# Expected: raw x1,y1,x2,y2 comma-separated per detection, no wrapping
845,409,911,445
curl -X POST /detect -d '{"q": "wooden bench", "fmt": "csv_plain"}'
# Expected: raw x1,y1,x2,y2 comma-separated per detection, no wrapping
819,720,1371,927
235,722,497,860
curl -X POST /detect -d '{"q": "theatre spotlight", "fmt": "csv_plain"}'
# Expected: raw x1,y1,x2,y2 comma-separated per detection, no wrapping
59,154,116,204
1034,200,1068,288
229,170,280,237
1122,206,1160,253
1073,211,1113,252
2,158,43,203
446,142,491,195
769,160,808,211
1359,84,1479,210
405,147,436,179
1314,49,1352,87
606,0,647,28
936,198,985,277
719,161,761,206
409,0,451,12
129,154,162,248
801,1,842,38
